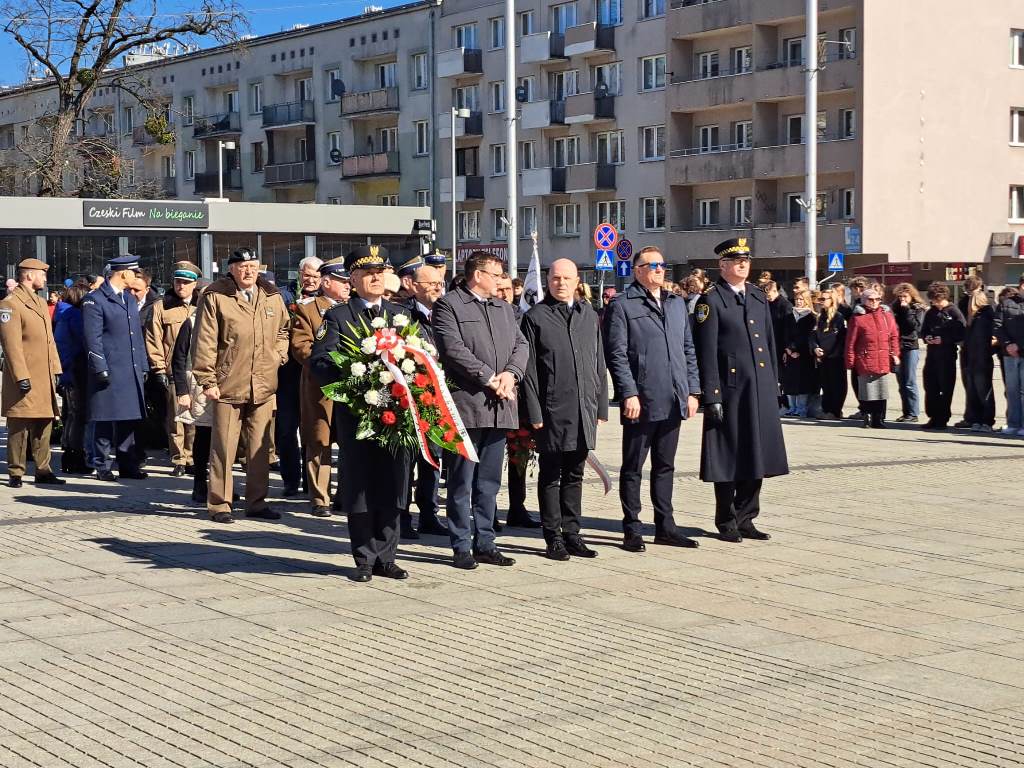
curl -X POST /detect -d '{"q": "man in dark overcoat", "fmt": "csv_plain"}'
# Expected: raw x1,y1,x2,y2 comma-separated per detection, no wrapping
693,238,789,542
521,259,607,560
311,245,413,583
82,256,150,481
603,246,701,552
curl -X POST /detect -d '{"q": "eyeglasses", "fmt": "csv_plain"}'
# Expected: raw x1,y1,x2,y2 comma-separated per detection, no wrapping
864,297,881,302
414,280,444,288
479,270,503,279
636,262,666,271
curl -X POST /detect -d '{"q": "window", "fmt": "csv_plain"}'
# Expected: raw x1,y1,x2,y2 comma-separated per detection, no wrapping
297,77,312,102
456,146,479,176
490,17,505,49
1011,186,1024,220
550,70,578,99
816,192,828,219
493,208,508,239
840,108,855,139
733,120,752,149
732,46,752,73
455,23,478,49
698,198,719,227
552,203,580,236
415,189,431,207
378,62,397,88
415,120,430,155
551,2,577,34
785,37,804,66
698,125,720,153
640,125,666,161
642,197,665,230
226,90,239,114
458,210,480,240
595,130,623,164
520,206,537,238
454,84,480,110
519,76,535,103
252,142,264,172
519,10,535,37
327,68,342,100
641,55,666,91
591,62,621,95
379,194,400,206
329,196,342,205
249,82,262,114
596,200,625,231
490,81,506,112
185,150,196,179
123,159,135,186
596,0,623,26
733,196,752,225
552,136,580,167
327,131,341,164
641,0,664,20
1013,108,1024,144
839,28,856,59
413,54,428,90
101,113,114,135
697,51,719,79
520,140,536,169
491,143,507,175
122,106,133,135
296,136,309,161
1014,30,1024,67
842,188,855,219
817,110,827,139
182,96,194,125
161,155,176,178
379,126,398,153
787,115,804,144
787,193,804,223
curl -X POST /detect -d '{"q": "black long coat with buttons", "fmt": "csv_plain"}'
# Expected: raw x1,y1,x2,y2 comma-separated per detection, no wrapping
693,280,789,483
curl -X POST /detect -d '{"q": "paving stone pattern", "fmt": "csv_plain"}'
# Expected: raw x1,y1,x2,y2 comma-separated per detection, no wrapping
2,396,1024,767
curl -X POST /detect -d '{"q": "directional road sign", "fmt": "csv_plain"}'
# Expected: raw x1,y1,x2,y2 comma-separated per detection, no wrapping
593,223,618,250
827,251,845,272
595,249,615,271
615,238,633,262
616,260,632,278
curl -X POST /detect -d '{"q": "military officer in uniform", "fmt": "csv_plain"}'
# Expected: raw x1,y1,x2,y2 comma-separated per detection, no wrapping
693,238,789,542
291,257,349,517
311,245,413,582
0,258,64,488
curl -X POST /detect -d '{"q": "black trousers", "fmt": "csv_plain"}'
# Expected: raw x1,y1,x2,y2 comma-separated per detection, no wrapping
619,416,681,538
538,448,588,537
60,381,87,457
964,356,995,426
507,459,528,516
414,443,442,521
192,426,211,493
93,420,141,474
820,358,848,416
923,351,957,426
275,388,302,492
714,479,763,532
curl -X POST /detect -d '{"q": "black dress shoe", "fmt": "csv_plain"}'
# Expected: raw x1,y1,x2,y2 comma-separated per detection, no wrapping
417,516,448,535
96,470,118,482
719,529,743,543
247,508,281,520
310,505,331,518
282,485,300,497
191,488,207,504
493,518,504,532
211,512,234,524
119,470,149,480
653,531,700,548
622,535,646,552
506,511,542,528
34,473,66,485
474,548,515,566
452,551,479,570
400,521,420,540
185,464,195,475
564,535,598,558
545,537,571,561
171,465,187,478
350,567,372,583
738,525,771,541
372,562,409,580
8,476,22,488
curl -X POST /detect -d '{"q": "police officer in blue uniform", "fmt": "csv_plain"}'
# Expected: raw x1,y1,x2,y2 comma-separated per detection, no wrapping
82,255,150,481
693,239,789,542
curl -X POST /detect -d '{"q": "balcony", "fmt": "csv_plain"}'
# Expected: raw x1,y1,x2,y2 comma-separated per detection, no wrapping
437,47,483,79
341,151,400,178
522,167,567,196
520,100,567,130
753,135,857,178
565,162,616,193
668,0,856,38
668,221,848,260
437,110,484,139
564,23,615,58
193,112,240,139
262,101,315,128
439,175,485,203
340,87,400,118
193,169,241,194
132,125,173,147
565,93,615,124
264,160,317,185
351,39,398,62
668,145,755,184
519,32,566,64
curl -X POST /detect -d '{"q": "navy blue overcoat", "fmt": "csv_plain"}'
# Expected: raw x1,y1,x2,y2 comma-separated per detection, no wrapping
82,281,149,422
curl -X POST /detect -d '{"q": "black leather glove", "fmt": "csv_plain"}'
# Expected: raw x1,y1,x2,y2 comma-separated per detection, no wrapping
705,402,725,428
96,370,110,388
156,373,170,389
17,379,30,393
143,371,149,384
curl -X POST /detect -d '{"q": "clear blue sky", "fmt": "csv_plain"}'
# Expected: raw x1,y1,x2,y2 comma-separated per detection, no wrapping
0,0,408,86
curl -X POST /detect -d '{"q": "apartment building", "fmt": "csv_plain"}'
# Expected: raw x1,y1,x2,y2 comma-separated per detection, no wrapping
665,0,1024,286
436,0,669,274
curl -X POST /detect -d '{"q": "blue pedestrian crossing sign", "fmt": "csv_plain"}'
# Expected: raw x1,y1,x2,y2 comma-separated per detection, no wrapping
827,252,845,271
616,260,632,278
595,249,615,271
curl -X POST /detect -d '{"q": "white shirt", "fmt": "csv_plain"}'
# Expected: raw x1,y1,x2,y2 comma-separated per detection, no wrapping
468,287,489,303
726,281,746,296
416,300,432,320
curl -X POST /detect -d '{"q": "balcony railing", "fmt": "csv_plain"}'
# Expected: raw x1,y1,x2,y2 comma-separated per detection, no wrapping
193,169,241,194
193,112,240,139
340,87,400,116
132,125,172,147
437,47,484,78
262,101,315,127
564,23,616,57
670,0,725,8
341,151,400,178
520,32,566,64
264,160,316,185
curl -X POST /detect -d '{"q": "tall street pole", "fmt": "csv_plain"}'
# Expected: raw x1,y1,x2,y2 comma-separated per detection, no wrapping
505,0,518,276
450,106,457,275
804,0,819,289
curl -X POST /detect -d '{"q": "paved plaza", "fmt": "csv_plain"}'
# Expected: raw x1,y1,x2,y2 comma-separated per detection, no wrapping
1,390,1024,767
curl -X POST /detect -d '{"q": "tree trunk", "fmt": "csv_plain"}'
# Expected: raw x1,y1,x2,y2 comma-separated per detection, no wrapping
39,108,76,197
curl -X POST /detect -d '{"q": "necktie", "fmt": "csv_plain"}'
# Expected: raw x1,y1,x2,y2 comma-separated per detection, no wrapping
736,291,746,305
366,304,380,319
243,289,253,303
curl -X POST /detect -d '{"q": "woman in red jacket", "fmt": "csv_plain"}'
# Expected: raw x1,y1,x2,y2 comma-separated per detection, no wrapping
845,287,900,428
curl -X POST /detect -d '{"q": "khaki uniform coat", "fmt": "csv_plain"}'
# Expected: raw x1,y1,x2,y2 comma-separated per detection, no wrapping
291,295,336,431
191,276,289,405
0,285,62,418
145,291,192,374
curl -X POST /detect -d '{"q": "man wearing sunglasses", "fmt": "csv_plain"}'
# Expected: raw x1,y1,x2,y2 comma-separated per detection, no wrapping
692,238,789,543
603,246,701,552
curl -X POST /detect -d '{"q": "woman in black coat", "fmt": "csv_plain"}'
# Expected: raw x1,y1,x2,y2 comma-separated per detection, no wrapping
781,290,818,417
811,290,848,419
962,289,997,431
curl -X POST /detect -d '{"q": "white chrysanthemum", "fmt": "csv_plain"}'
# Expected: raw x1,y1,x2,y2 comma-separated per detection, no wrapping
378,370,395,385
350,362,367,377
370,316,387,329
360,337,377,354
364,390,381,406
424,343,437,356
393,314,409,327
406,335,423,349
400,358,416,374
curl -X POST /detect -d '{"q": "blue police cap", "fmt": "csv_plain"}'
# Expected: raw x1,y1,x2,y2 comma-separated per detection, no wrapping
319,257,349,279
107,255,141,272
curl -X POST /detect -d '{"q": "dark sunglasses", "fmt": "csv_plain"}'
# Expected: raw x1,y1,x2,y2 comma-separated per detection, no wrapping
637,262,666,271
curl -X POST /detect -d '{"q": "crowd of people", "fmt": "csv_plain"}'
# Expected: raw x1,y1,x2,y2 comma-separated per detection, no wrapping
1,240,1019,580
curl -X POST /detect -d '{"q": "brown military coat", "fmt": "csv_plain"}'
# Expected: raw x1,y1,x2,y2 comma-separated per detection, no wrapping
291,295,336,432
145,291,192,374
0,284,62,418
191,275,289,406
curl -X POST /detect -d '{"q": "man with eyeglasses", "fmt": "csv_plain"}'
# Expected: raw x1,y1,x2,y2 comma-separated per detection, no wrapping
603,245,701,552
433,251,529,569
692,238,788,543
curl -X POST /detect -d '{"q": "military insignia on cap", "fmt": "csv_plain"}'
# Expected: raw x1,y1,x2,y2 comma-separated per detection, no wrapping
738,238,747,248
0,309,11,324
369,245,379,259
695,303,709,324
315,322,327,340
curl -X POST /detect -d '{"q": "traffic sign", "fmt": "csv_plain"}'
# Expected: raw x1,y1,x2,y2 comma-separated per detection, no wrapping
593,223,618,250
595,249,614,271
616,260,632,278
844,226,861,253
827,252,845,272
615,238,633,261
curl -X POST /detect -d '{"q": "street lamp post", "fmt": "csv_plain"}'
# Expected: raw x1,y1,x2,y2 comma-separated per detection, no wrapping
450,106,470,274
217,139,236,199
